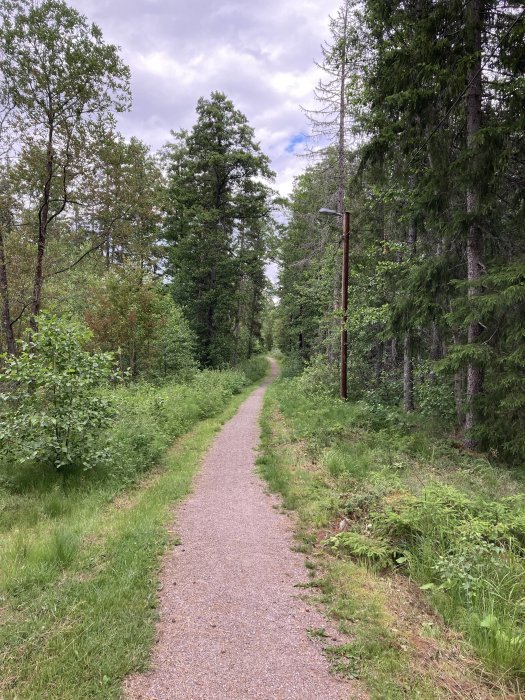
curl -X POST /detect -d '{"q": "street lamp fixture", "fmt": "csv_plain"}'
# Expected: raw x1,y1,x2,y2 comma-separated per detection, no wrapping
319,207,350,401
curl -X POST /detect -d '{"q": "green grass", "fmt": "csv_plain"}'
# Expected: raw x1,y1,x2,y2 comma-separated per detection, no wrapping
0,360,268,699
258,377,523,697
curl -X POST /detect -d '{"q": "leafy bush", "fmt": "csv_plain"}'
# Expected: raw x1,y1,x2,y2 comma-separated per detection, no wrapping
0,315,115,472
280,351,305,378
86,272,197,380
102,368,252,485
414,360,456,423
297,354,339,397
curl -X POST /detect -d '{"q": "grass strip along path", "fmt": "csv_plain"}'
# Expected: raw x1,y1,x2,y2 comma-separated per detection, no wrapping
258,377,524,699
0,363,267,699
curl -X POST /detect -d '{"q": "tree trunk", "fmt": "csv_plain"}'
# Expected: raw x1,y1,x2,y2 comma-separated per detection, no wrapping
0,227,15,355
30,122,54,332
232,229,246,365
327,1,349,366
336,3,348,218
455,367,467,427
390,338,398,368
403,335,415,412
403,216,417,412
247,285,257,358
375,341,384,384
464,0,484,448
430,321,442,360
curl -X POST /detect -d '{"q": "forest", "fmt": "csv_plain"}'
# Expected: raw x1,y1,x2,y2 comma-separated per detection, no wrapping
0,0,277,470
276,0,525,462
1,0,525,698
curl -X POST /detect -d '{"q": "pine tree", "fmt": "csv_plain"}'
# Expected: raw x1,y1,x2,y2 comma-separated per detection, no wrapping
164,93,274,367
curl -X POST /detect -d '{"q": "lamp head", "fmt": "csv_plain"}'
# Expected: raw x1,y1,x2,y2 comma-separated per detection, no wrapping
319,208,342,217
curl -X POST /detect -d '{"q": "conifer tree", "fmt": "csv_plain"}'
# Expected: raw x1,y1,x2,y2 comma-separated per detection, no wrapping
164,93,274,367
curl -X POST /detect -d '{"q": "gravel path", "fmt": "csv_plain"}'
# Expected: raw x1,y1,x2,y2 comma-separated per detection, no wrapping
124,362,359,700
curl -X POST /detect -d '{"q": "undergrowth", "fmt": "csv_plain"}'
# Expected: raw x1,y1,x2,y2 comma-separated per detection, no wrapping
259,375,525,697
0,357,268,699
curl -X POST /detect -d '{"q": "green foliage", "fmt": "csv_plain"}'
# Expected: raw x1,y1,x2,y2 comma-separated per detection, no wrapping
269,375,525,686
324,531,395,569
0,314,115,472
413,361,456,423
279,351,305,379
86,271,197,380
153,299,197,380
0,368,254,699
0,0,130,120
105,368,253,486
277,0,525,459
296,355,340,397
459,262,525,461
236,355,269,384
259,388,453,697
164,92,274,367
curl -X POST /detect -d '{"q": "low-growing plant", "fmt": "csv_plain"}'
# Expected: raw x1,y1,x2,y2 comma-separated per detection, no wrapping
324,530,395,569
237,355,269,383
268,373,525,688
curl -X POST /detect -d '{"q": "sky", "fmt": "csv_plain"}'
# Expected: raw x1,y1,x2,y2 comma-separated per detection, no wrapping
67,0,341,197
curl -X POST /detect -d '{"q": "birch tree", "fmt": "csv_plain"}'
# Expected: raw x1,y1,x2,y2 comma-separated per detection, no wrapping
0,0,130,331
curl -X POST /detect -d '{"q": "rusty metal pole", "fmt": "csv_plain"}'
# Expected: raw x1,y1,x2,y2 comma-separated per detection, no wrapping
340,211,350,400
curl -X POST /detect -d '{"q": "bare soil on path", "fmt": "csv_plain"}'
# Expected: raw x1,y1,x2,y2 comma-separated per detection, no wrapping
124,362,360,700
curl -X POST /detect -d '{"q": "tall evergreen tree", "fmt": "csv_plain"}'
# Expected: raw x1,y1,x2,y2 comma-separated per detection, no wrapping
164,92,274,367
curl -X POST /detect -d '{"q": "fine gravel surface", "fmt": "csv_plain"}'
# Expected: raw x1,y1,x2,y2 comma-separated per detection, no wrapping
124,361,361,700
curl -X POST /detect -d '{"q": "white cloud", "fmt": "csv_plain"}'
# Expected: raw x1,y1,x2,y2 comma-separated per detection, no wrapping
69,0,341,196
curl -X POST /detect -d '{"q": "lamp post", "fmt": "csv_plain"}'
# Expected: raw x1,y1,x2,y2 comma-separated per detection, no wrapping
319,208,350,400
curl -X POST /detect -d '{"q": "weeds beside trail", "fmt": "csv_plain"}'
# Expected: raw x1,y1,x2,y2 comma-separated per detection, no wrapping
258,377,525,699
0,358,268,699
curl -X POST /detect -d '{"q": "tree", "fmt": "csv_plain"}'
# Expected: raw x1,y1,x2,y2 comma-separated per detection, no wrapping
464,0,484,447
164,92,274,367
0,55,16,355
305,0,362,214
82,129,164,272
84,271,195,379
0,0,130,331
303,1,366,364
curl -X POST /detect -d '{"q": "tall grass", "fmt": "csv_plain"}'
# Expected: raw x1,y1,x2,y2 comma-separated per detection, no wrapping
0,358,268,699
262,375,525,691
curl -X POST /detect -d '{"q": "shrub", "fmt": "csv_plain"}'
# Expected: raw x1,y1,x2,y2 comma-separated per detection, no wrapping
324,530,395,569
236,355,269,383
280,351,304,378
102,368,252,485
414,360,456,423
297,354,339,397
0,315,115,472
86,272,197,380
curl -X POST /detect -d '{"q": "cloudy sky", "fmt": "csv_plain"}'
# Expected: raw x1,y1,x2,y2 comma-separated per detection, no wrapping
68,0,340,196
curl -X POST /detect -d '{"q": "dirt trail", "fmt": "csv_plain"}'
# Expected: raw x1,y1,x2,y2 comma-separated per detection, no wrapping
124,361,359,700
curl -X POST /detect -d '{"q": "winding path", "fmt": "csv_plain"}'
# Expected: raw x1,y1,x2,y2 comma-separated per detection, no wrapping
124,361,357,700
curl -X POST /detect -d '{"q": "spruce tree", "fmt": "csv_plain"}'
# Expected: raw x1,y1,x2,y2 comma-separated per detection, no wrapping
164,92,274,367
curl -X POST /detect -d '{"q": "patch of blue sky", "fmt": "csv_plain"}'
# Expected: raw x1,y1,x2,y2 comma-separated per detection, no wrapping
286,132,308,153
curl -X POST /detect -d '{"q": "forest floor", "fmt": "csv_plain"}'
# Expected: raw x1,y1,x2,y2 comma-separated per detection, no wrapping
124,359,364,700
